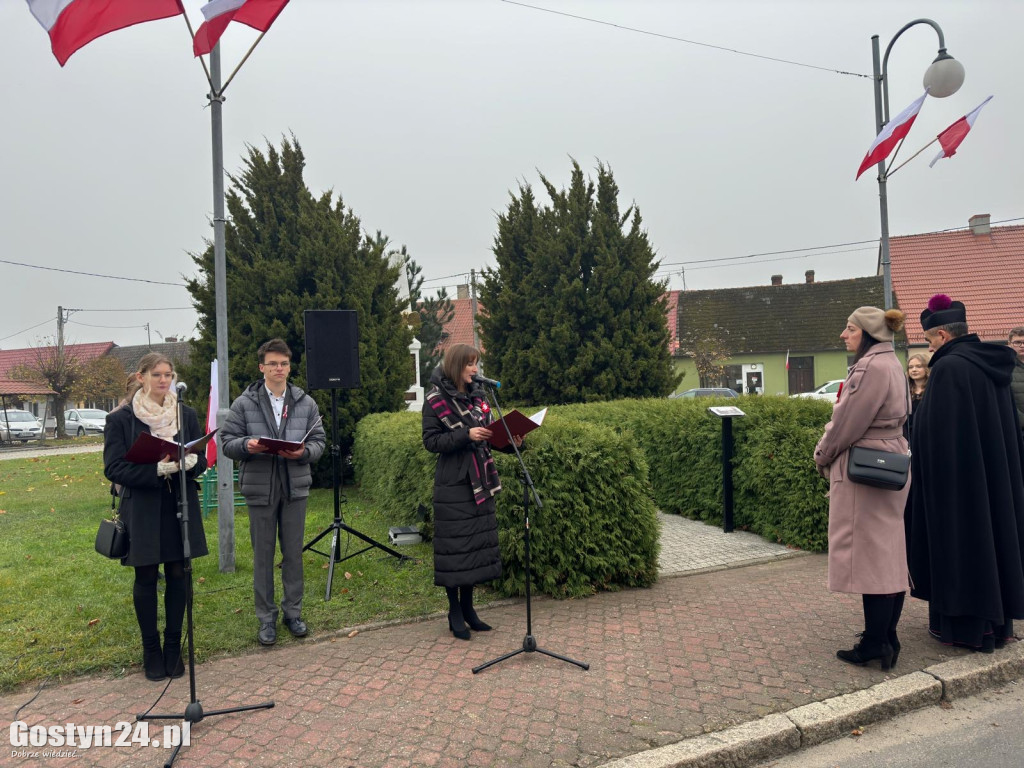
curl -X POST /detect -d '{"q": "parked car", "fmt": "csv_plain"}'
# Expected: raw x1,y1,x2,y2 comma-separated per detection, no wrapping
790,379,844,401
0,409,44,443
669,388,740,399
64,408,109,437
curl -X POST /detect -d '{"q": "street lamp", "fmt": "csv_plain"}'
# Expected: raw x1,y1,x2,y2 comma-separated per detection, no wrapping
871,19,964,309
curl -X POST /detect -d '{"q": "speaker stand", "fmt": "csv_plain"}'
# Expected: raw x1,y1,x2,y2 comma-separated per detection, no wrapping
303,389,410,600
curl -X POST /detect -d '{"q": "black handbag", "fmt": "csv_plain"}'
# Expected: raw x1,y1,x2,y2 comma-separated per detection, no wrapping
847,446,910,491
95,484,129,559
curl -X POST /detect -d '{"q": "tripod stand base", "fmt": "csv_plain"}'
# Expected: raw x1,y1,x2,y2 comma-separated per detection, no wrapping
139,700,274,768
304,517,411,601
472,634,590,674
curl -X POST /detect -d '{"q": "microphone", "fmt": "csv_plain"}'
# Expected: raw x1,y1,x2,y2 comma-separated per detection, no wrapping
175,381,188,393
472,374,501,388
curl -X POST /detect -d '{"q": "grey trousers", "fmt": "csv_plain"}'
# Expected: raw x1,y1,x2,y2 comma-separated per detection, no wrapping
248,476,307,624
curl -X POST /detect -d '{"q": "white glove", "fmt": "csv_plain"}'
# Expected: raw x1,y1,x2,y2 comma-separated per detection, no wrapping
157,454,199,477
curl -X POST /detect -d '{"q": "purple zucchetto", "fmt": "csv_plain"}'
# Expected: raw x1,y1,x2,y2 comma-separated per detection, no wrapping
920,293,967,331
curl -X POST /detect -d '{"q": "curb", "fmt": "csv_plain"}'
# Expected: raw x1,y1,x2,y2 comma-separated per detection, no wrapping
600,640,1024,768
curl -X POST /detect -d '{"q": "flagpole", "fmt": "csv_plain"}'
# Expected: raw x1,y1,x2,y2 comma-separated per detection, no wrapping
887,137,939,177
176,0,214,92
220,30,268,95
209,43,235,573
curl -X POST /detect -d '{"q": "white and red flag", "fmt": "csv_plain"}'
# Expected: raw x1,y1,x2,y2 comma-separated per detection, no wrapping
929,96,993,168
206,358,218,468
856,91,928,180
26,0,184,67
193,0,289,57
785,349,790,370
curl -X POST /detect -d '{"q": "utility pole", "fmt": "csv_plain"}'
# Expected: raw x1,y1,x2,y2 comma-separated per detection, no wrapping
145,322,151,348
470,269,480,352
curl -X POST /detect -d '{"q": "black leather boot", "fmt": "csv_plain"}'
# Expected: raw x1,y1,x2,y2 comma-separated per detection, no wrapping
889,592,905,666
459,585,492,632
142,635,166,682
163,633,185,679
445,587,470,640
837,594,894,671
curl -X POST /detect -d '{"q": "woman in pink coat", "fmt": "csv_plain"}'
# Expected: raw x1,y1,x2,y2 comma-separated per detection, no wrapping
815,307,911,671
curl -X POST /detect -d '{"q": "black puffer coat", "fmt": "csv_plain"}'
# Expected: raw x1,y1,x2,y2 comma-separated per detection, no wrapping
422,368,502,588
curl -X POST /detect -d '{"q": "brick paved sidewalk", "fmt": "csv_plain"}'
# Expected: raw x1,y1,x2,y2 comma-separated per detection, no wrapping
3,552,970,768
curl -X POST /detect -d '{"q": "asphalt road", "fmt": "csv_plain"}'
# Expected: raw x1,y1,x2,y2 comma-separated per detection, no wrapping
756,680,1024,768
0,442,103,461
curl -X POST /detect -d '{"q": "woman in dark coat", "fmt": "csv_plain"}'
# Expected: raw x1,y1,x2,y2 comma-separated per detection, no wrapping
422,344,517,640
104,352,208,681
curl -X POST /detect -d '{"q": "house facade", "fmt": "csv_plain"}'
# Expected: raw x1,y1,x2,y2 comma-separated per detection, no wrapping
673,273,897,396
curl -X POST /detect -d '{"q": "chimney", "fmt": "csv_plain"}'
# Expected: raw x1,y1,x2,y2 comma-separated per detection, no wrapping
164,336,178,343
969,213,991,235
805,270,815,284
457,284,470,300
771,274,783,286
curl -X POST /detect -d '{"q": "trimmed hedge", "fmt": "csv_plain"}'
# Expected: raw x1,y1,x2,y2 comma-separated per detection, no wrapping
353,411,660,598
553,396,834,551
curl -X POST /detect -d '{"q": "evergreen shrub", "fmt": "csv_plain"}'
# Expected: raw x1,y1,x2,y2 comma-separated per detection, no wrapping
353,410,660,598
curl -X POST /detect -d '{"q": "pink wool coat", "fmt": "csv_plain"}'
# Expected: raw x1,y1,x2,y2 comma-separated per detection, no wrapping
814,342,911,594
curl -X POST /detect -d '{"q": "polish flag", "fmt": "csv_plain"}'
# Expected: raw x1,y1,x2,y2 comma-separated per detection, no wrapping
785,349,790,370
856,91,928,180
26,0,184,67
206,359,218,468
193,0,289,57
929,96,993,168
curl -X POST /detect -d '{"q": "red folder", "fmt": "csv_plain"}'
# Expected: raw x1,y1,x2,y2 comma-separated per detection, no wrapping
255,436,305,456
125,430,218,464
487,408,545,450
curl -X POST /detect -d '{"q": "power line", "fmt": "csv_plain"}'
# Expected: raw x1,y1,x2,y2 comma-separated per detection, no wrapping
68,307,194,313
499,0,870,79
0,259,186,287
67,320,148,330
0,317,57,344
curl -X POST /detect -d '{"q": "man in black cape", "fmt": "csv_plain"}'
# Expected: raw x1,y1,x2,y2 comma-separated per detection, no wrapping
909,294,1024,651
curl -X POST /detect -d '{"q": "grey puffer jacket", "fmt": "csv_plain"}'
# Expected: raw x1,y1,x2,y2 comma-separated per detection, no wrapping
221,380,326,504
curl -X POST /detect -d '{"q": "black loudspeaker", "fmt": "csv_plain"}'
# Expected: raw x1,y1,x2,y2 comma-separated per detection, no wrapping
304,310,361,389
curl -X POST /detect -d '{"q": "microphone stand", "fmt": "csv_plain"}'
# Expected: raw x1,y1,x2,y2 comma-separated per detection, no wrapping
137,385,273,767
472,383,588,674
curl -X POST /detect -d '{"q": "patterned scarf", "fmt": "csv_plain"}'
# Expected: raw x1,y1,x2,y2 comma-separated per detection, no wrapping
132,388,179,440
426,377,502,504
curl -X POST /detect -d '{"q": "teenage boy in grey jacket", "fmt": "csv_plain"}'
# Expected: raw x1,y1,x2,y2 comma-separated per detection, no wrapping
221,338,326,645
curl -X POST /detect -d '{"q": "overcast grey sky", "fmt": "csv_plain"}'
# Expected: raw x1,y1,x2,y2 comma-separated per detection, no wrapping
2,0,1021,352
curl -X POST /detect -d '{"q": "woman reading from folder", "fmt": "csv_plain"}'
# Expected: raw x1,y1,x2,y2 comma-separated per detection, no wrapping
103,352,208,682
422,344,520,640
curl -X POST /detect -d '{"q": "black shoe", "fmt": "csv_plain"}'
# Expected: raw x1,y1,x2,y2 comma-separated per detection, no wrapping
284,617,308,638
142,640,166,682
889,633,901,667
258,621,277,646
448,613,471,641
837,640,894,671
163,635,185,679
464,612,493,632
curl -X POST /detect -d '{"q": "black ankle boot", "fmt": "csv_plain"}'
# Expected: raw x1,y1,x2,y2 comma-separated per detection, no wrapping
459,586,492,632
163,633,185,679
889,592,905,667
445,587,470,640
837,637,894,670
142,636,166,681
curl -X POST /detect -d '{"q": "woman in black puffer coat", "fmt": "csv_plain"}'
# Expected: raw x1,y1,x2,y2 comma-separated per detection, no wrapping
422,344,517,640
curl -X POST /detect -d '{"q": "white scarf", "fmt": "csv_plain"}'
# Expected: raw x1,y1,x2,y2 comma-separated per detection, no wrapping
132,388,179,440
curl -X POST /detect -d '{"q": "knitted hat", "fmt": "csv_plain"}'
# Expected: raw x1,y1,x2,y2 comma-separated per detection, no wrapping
920,294,967,331
848,306,905,342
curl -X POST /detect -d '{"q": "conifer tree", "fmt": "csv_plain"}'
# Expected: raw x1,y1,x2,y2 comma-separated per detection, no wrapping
478,160,680,404
182,137,412,472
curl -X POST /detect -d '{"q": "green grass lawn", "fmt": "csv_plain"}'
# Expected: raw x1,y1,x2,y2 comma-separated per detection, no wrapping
0,451,469,693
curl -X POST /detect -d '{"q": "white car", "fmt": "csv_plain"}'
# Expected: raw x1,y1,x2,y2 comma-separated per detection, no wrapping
64,408,109,437
790,380,844,401
0,409,44,443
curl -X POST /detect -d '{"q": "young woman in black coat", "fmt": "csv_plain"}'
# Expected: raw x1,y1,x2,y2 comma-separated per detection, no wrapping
422,344,519,640
103,352,208,681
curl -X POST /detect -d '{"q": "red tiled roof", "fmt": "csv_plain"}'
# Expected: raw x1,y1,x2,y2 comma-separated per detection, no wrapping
0,380,56,396
664,290,680,354
0,342,115,378
890,224,1024,345
437,298,478,352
